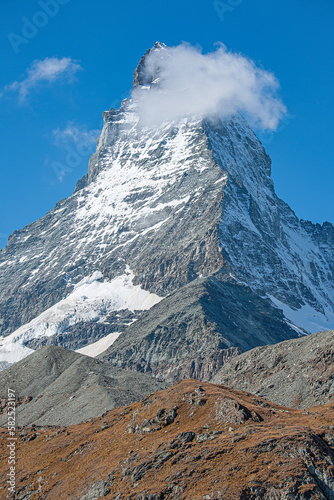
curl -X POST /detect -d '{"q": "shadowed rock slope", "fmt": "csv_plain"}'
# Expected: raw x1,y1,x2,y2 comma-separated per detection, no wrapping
0,345,167,426
1,380,334,499
212,329,334,408
99,274,298,383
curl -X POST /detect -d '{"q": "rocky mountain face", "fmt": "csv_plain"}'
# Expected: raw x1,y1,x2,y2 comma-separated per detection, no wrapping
99,273,298,383
212,328,334,409
0,42,333,369
2,379,334,500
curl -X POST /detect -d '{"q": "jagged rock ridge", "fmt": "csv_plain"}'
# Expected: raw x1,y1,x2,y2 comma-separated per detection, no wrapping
99,273,299,384
212,328,334,409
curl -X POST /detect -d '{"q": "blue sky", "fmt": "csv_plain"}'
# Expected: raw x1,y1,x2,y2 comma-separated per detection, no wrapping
0,0,333,248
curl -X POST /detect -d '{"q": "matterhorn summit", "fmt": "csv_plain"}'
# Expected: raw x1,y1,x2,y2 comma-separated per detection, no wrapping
0,43,333,379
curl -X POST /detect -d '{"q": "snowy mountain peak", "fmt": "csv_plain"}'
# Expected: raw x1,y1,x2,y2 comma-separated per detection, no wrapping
133,42,167,89
0,44,333,369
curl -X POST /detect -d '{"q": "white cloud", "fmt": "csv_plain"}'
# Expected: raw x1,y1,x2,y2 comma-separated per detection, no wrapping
53,122,100,146
132,43,286,130
1,57,82,103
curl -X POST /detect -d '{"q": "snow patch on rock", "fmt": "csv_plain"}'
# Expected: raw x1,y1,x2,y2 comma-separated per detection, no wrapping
76,331,121,357
0,268,162,365
268,294,334,334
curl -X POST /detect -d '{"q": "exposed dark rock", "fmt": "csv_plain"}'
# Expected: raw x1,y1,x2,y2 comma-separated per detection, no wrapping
79,479,110,500
170,432,196,449
127,406,178,434
133,42,166,89
24,309,140,350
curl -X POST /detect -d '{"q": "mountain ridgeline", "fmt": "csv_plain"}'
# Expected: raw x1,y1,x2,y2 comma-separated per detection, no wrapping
0,43,333,379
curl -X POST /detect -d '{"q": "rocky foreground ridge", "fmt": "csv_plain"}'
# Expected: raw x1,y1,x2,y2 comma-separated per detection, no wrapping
1,379,334,500
0,345,167,426
213,328,334,409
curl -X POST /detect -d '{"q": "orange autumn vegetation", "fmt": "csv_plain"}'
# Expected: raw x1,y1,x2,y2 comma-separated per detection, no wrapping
1,380,334,499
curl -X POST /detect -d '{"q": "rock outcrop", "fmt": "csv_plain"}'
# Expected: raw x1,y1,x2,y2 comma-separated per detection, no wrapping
99,273,299,383
212,328,334,408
